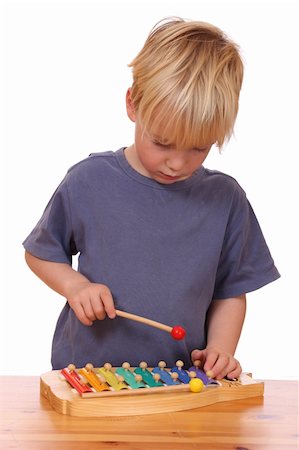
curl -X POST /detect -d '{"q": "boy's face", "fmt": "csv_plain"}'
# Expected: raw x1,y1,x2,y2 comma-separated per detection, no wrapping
125,90,213,185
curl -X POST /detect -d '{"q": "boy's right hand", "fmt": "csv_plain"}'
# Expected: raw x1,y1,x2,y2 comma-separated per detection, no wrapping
66,282,116,326
24,252,116,326
24,253,116,326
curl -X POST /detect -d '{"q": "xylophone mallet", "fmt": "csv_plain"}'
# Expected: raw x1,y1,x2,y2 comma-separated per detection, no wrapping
115,309,186,340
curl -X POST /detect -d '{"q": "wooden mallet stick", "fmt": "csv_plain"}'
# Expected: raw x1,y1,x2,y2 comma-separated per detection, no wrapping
115,309,186,340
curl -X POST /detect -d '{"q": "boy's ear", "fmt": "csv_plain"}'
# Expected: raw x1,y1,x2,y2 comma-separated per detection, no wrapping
126,88,136,122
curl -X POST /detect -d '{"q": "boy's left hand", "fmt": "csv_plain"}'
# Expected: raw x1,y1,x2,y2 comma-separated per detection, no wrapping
191,347,242,380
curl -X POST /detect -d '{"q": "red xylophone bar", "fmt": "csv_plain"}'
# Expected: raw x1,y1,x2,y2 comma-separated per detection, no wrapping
61,367,93,394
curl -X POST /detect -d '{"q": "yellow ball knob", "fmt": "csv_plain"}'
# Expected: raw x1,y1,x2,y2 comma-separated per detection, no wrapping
189,378,204,393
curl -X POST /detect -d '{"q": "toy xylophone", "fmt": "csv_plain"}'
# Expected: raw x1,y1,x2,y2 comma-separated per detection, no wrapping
40,360,264,417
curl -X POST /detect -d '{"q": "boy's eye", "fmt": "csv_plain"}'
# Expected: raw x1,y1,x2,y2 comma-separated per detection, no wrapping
151,138,210,153
193,147,208,153
153,140,171,148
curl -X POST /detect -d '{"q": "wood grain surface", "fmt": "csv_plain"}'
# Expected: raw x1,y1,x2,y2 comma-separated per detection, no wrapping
0,376,298,450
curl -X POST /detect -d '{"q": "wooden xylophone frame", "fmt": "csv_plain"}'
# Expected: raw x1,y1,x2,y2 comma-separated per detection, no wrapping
40,364,264,417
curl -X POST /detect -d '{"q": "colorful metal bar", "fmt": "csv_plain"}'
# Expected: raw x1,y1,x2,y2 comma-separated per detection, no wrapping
78,367,110,392
61,367,93,394
134,367,164,387
97,367,129,391
116,367,146,389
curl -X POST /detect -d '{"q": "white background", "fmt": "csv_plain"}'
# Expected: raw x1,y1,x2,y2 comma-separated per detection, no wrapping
0,0,298,379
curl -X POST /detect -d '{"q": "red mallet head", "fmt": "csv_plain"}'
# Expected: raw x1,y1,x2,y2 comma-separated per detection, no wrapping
171,325,186,340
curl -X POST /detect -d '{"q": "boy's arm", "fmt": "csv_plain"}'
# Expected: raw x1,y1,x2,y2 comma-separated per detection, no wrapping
191,295,246,379
24,251,116,326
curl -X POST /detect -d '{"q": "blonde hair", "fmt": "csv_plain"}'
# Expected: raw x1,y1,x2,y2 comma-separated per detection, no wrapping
128,18,243,149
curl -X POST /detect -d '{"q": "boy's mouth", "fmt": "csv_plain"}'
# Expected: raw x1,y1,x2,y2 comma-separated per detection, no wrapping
158,172,181,181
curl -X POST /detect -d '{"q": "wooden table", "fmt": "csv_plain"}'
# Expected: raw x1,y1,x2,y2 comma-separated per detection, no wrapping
0,376,297,449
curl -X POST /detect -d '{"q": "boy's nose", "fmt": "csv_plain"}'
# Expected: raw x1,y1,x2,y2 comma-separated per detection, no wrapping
166,153,186,172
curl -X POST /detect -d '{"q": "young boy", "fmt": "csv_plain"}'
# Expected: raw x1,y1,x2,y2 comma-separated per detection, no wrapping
23,18,279,380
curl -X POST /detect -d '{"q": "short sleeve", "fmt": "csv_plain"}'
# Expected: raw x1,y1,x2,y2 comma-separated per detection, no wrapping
213,185,280,299
22,178,77,264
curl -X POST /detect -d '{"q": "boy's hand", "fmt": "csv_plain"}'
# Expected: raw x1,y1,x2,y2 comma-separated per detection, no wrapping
23,253,116,326
191,347,242,380
66,282,116,326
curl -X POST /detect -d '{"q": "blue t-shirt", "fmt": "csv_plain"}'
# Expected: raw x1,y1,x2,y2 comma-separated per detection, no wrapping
23,148,280,369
